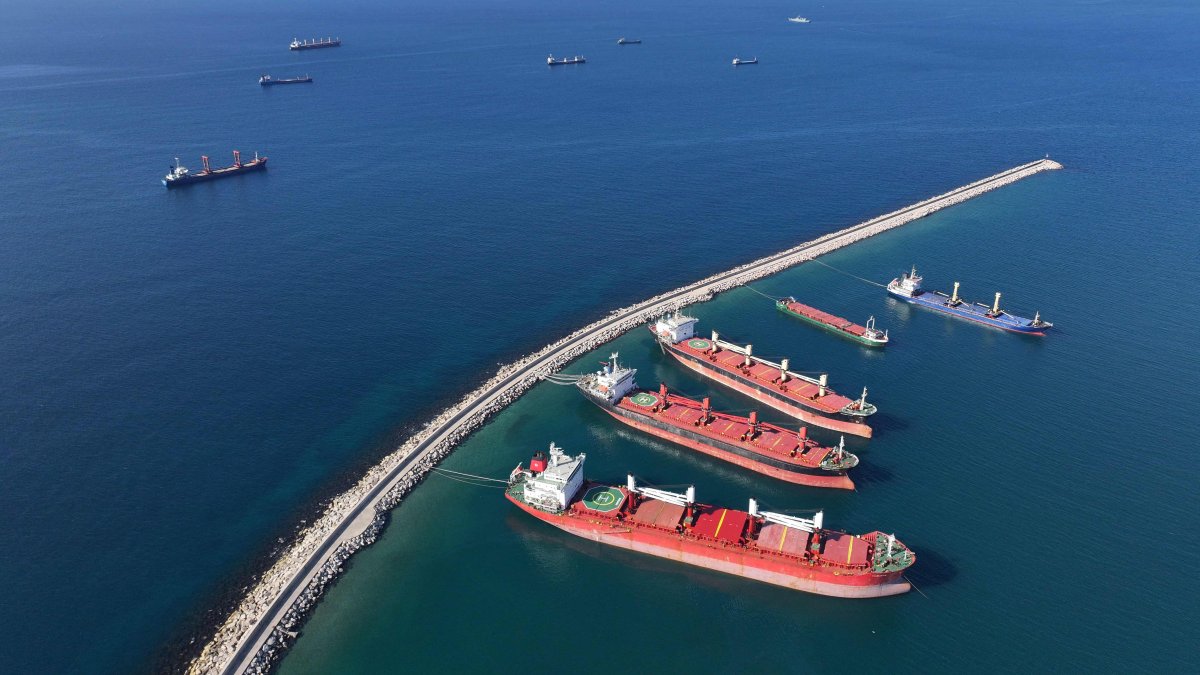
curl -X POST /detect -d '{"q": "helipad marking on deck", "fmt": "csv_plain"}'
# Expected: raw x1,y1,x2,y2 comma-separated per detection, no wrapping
688,339,711,350
630,392,658,407
582,486,624,513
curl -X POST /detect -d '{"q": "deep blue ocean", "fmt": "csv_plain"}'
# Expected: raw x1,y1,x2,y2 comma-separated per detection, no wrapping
1,0,1197,672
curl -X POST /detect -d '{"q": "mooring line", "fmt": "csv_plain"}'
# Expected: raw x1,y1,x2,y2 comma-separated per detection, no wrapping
810,259,887,288
429,466,508,485
745,285,783,302
905,575,931,599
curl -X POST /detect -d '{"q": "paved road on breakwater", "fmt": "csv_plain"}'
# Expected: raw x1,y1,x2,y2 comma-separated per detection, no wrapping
203,158,1061,675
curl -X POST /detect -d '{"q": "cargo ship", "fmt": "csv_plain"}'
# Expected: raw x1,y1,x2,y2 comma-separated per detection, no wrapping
776,297,889,347
162,151,266,188
887,267,1053,335
259,74,312,86
732,57,758,65
574,354,858,488
548,54,586,65
651,313,877,438
506,443,914,598
616,37,641,45
290,37,340,51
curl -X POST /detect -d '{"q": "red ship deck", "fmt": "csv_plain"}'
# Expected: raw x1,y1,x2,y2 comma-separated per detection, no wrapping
616,390,837,468
669,337,854,414
559,485,891,578
782,301,867,336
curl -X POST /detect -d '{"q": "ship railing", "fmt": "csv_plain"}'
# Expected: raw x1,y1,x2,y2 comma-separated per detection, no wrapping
658,395,823,461
705,339,824,387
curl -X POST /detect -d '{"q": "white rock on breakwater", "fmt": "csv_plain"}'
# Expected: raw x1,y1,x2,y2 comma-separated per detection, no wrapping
189,159,1061,675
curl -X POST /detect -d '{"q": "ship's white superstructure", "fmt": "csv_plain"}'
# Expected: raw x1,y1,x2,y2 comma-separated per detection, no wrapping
516,443,586,512
576,353,638,405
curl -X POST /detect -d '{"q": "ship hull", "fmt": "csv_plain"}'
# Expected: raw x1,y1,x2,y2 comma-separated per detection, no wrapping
162,159,267,188
888,289,1049,334
261,78,312,86
661,341,872,438
508,495,909,598
776,304,887,347
290,42,339,51
594,401,854,489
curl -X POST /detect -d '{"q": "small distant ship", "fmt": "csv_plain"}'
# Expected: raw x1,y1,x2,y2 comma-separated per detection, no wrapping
289,37,340,51
652,313,877,438
788,16,812,23
259,74,312,86
507,443,915,598
547,54,586,66
575,353,858,488
732,57,758,65
887,266,1053,335
776,297,889,347
162,150,267,188
616,37,642,45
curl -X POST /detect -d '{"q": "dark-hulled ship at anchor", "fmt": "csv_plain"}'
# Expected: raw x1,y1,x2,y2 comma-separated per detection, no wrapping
259,74,312,86
162,150,266,188
289,37,340,51
547,54,586,66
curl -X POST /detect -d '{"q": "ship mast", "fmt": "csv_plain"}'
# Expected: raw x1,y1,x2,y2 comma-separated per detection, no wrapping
748,499,824,532
626,475,694,507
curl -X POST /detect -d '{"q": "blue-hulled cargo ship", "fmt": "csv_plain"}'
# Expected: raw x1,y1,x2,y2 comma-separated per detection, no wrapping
887,266,1052,335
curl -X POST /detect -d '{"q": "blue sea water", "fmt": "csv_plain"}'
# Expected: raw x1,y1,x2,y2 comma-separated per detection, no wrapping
1,0,1198,672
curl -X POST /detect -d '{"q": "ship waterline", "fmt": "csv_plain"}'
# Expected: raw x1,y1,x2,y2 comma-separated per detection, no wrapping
192,159,1060,675
505,445,912,598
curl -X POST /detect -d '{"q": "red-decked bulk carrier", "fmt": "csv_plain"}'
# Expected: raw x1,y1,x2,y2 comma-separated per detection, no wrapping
651,313,877,438
571,353,857,488
506,443,914,598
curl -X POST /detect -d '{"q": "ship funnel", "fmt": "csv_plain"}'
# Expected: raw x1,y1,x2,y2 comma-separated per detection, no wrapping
685,486,695,505
992,292,1002,315
744,344,753,367
627,474,637,492
780,358,789,382
812,511,824,531
951,282,960,304
748,498,759,518
818,374,828,397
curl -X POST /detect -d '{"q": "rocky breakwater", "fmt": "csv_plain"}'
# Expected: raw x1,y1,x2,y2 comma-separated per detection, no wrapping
190,158,1061,675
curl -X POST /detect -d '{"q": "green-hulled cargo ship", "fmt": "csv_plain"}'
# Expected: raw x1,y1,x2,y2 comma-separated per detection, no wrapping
776,297,889,347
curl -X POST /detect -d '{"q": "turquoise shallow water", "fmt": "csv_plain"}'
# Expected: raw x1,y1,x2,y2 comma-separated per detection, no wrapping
0,0,1197,672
